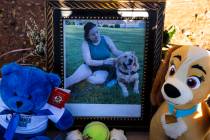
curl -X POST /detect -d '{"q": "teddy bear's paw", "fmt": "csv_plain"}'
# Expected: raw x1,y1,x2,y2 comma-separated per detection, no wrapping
66,130,83,140
110,129,127,140
161,113,187,139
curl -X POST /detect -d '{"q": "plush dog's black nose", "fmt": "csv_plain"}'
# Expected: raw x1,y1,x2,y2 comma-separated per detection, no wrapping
164,84,181,98
16,101,23,108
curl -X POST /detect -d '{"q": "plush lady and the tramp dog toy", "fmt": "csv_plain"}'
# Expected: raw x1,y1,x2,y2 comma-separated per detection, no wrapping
150,45,210,140
0,63,74,140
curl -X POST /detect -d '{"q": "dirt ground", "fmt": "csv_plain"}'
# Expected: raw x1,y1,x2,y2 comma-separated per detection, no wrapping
165,0,210,48
0,0,45,68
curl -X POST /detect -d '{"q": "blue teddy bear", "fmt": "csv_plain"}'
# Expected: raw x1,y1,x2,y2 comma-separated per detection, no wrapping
0,63,74,140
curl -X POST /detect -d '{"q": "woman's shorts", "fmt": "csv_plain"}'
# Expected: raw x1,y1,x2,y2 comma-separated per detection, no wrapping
89,65,116,83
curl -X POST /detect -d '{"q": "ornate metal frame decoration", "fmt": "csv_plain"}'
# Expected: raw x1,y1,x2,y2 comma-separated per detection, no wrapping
45,0,165,130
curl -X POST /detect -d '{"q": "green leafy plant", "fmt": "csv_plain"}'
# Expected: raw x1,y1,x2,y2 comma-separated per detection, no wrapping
25,18,46,57
162,25,176,58
0,18,46,67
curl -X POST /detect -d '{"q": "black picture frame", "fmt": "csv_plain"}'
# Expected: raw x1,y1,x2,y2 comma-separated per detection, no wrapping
45,0,165,130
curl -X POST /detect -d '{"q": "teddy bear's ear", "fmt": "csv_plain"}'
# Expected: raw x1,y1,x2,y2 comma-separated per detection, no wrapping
1,62,20,76
47,73,61,87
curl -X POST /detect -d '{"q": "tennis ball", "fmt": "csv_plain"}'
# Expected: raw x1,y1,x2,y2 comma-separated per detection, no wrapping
83,121,110,140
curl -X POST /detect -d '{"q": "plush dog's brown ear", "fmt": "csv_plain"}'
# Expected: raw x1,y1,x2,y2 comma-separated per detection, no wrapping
150,45,181,106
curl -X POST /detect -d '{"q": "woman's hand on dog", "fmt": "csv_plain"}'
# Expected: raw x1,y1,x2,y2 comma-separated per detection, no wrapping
103,58,115,66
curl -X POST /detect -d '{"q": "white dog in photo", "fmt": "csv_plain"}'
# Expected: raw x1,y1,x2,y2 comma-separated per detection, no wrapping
115,51,140,97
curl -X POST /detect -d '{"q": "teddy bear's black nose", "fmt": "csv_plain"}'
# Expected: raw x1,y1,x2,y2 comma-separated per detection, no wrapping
16,101,23,108
164,83,181,98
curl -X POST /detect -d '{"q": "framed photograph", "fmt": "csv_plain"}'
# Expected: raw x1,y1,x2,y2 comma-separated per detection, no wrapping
46,0,165,130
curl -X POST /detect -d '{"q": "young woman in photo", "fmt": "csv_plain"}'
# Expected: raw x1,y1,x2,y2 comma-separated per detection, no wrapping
66,22,123,87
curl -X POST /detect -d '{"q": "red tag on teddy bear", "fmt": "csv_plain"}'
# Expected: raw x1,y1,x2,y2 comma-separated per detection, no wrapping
48,88,70,108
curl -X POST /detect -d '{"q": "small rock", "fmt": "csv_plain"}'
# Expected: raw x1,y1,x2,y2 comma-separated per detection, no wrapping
19,34,25,37
3,25,8,29
11,1,15,4
35,3,40,6
12,9,16,17
26,3,32,7
0,9,3,14
35,62,40,66
15,26,19,31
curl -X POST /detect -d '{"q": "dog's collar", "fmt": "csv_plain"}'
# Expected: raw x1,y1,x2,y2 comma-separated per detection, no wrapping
118,68,139,75
168,103,198,118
